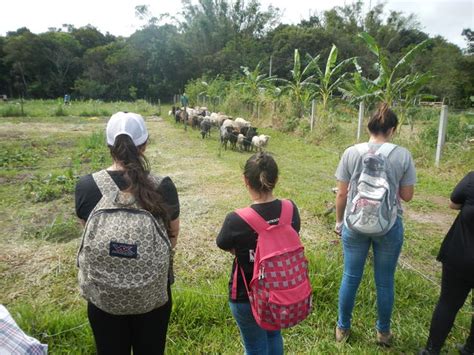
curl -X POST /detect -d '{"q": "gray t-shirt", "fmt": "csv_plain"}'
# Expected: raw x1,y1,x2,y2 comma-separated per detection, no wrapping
335,143,416,213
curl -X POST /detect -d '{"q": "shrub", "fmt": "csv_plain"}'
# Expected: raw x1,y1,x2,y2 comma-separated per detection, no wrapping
24,170,77,202
420,113,474,146
0,147,39,169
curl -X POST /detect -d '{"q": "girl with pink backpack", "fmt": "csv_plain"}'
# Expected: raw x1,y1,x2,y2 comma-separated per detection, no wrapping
217,152,311,354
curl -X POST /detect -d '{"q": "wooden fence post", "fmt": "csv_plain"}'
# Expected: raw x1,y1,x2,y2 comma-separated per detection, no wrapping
435,105,448,167
310,99,316,131
357,101,365,142
158,99,161,115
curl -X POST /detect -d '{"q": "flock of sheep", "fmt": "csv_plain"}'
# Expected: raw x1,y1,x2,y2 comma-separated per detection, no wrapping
169,106,270,152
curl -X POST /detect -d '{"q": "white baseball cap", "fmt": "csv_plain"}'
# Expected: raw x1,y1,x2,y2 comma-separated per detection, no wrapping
106,112,148,146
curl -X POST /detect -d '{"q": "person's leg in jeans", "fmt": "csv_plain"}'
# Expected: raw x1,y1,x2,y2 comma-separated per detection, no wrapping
372,217,404,333
337,228,371,330
131,288,172,355
267,329,284,355
229,301,283,355
87,302,132,355
425,265,472,352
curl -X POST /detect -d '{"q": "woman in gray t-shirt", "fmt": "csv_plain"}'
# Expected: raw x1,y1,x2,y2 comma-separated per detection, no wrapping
334,104,416,346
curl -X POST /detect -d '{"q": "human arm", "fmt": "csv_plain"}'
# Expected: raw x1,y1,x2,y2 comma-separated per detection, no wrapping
449,201,462,210
335,180,349,235
449,172,472,210
169,218,180,248
399,149,416,202
216,213,237,254
399,185,414,202
156,177,180,248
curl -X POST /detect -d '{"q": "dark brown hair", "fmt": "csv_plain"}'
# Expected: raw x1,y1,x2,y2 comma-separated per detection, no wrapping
367,103,398,136
109,135,170,231
244,152,278,193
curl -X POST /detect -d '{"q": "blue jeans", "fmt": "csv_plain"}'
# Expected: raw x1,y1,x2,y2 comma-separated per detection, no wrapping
337,217,403,333
229,301,283,355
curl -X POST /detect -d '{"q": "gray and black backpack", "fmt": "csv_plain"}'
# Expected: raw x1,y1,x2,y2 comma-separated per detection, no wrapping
77,170,171,315
344,143,398,236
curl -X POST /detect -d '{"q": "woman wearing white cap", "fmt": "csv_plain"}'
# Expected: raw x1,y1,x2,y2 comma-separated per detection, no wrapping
75,112,180,354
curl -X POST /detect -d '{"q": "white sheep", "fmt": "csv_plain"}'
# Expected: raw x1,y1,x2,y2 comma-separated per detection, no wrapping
237,133,245,151
251,134,270,151
222,118,234,129
234,117,251,129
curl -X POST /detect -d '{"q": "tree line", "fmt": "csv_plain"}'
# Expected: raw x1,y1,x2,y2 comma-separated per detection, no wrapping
0,0,472,107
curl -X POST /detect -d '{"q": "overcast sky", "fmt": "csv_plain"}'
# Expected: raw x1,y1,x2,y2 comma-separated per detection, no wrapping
1,0,472,48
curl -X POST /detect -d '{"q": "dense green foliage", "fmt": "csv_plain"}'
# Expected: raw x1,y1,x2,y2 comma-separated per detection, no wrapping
1,0,472,106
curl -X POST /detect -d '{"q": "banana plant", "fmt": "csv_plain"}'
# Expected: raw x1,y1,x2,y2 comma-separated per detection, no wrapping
278,49,319,118
237,62,275,115
314,44,354,112
237,63,273,100
356,32,430,106
397,71,434,130
339,58,379,107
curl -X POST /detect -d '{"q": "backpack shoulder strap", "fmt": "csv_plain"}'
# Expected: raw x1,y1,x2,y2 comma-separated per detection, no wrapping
92,170,119,196
235,207,270,234
278,199,294,226
376,143,397,157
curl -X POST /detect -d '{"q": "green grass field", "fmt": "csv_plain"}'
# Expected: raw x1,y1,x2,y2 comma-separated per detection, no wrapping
0,100,473,354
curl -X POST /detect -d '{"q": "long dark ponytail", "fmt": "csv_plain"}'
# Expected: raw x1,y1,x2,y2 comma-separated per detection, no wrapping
109,134,170,232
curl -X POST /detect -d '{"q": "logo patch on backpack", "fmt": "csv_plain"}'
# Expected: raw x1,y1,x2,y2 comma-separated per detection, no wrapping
345,143,398,236
109,241,138,259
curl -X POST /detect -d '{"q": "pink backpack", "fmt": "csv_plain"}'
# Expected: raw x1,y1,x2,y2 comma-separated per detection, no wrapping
232,199,312,330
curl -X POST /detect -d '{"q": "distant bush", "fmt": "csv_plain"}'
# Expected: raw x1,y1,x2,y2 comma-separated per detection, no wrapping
53,104,68,117
0,147,39,168
421,113,474,146
0,104,25,117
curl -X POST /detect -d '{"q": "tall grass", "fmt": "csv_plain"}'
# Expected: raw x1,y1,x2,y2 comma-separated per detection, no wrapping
0,99,160,118
9,250,469,353
1,104,472,354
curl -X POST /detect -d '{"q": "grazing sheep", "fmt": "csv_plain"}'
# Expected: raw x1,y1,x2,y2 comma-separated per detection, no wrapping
174,108,183,124
234,117,251,130
222,119,234,129
228,128,240,150
220,125,233,150
243,126,258,152
251,134,270,151
237,133,245,151
191,115,202,130
200,118,211,139
217,114,229,127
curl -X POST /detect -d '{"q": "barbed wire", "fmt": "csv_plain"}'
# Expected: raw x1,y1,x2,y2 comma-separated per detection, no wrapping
398,257,440,288
41,321,88,338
